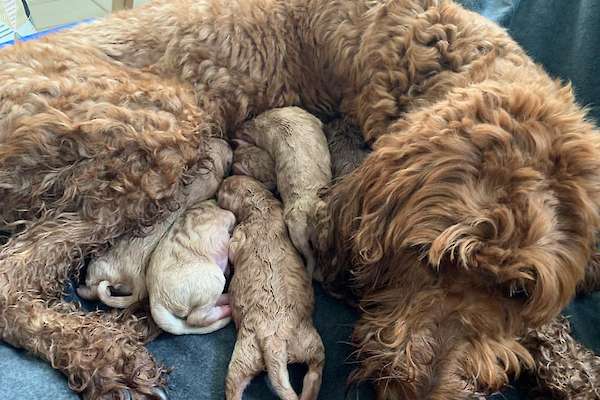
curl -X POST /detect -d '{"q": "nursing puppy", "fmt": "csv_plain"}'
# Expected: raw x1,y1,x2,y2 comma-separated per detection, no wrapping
147,199,234,335
218,176,325,400
235,107,331,277
77,138,232,308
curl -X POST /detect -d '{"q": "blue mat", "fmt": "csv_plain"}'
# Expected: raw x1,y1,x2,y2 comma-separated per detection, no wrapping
1,1,599,399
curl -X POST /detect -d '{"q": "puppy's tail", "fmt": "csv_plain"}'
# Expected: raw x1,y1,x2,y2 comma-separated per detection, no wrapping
150,301,231,335
96,280,138,308
262,337,299,400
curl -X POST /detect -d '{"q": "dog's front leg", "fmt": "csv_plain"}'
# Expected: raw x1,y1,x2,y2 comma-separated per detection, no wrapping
521,315,600,399
352,283,527,400
0,214,169,400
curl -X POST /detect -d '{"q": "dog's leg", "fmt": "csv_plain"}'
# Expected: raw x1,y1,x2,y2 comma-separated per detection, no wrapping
521,316,600,400
287,325,325,400
350,304,471,399
0,215,168,399
225,335,264,400
348,286,522,400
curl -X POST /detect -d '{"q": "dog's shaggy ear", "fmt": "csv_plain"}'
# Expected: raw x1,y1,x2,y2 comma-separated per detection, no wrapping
324,83,600,326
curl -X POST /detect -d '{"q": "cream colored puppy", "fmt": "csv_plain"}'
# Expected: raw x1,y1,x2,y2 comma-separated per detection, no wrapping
234,107,331,277
147,199,234,335
77,138,232,308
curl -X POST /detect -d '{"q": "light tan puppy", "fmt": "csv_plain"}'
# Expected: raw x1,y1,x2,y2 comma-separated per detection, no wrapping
234,107,331,277
232,140,277,192
147,199,235,335
218,176,325,400
77,138,232,308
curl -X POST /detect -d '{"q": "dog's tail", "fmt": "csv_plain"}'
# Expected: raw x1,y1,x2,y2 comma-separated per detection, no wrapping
97,280,138,308
150,301,230,335
262,337,299,400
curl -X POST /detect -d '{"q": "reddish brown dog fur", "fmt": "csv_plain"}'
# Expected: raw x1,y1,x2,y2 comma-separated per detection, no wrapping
1,0,600,399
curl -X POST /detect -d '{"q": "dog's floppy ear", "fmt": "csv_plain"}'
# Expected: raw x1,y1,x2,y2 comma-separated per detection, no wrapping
428,217,496,270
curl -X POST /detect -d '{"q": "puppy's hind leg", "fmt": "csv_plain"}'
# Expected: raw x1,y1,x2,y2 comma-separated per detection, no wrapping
288,326,325,400
262,336,299,400
186,304,232,327
225,335,263,400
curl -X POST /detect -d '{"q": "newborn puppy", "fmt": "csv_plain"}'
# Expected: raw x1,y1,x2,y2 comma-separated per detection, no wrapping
235,107,331,277
76,214,177,308
218,176,325,400
232,140,277,191
147,199,235,335
77,137,233,308
324,117,370,179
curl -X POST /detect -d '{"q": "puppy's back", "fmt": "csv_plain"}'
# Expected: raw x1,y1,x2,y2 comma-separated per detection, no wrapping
218,176,313,312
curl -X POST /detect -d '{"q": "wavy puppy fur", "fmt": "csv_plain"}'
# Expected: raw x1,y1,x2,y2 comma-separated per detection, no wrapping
1,0,600,398
234,107,332,278
218,176,325,400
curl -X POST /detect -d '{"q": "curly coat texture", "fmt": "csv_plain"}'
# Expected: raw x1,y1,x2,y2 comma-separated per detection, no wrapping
520,316,600,400
1,0,599,398
318,115,600,400
0,21,211,399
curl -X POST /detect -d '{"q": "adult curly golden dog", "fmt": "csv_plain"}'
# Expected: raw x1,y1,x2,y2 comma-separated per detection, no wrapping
1,0,599,399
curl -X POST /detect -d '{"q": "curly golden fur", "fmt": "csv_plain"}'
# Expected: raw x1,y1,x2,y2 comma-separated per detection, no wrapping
1,0,599,398
78,137,232,310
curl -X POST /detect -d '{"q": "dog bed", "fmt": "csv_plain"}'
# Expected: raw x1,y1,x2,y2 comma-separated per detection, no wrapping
0,0,598,399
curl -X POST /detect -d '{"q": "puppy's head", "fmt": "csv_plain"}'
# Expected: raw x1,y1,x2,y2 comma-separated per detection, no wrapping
232,144,277,191
204,137,233,177
217,175,272,220
324,84,600,327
